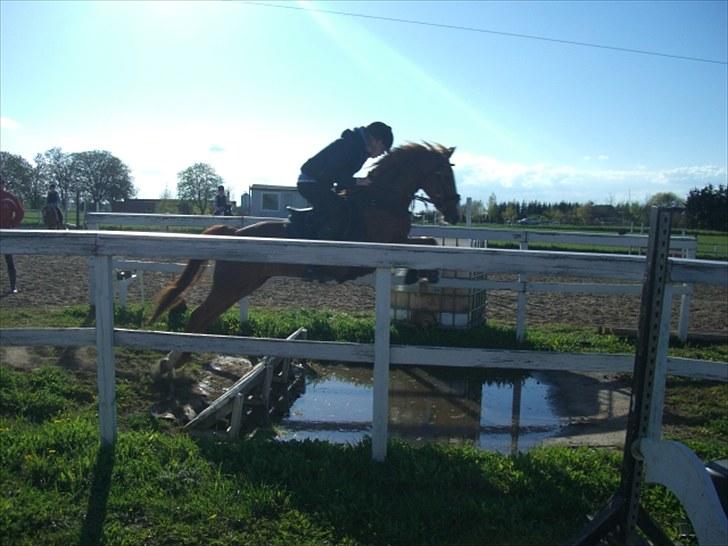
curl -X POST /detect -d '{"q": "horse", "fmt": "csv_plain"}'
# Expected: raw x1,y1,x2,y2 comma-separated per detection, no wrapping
42,205,65,229
150,142,460,373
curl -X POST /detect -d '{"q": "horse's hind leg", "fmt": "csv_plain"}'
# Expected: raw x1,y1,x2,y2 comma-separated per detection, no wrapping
158,263,269,373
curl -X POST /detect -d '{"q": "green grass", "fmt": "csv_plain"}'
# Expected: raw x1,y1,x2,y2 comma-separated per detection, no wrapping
1,304,725,544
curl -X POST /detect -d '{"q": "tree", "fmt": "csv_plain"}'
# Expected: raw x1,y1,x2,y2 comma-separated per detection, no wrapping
72,150,135,210
686,184,727,231
646,192,684,208
486,193,498,223
177,163,224,214
34,148,78,211
157,185,179,214
575,202,594,225
0,151,35,204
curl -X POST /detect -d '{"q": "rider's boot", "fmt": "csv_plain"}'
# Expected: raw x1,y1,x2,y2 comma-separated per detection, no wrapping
8,268,17,293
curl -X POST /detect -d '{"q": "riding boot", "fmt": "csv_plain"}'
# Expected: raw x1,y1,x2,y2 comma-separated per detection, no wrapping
8,268,17,293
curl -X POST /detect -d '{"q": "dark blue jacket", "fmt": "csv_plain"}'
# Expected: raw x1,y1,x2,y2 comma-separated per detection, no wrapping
300,128,368,191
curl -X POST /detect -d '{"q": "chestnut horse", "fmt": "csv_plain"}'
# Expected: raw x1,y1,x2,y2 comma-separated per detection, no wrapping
151,143,460,372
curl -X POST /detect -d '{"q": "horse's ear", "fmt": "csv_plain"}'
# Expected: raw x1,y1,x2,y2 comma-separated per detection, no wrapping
445,147,456,158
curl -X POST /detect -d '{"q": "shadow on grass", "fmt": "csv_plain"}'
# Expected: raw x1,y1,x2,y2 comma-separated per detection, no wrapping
193,437,613,545
79,443,115,546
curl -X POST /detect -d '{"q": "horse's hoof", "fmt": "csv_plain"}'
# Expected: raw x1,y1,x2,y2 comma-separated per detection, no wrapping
424,270,440,284
152,358,173,378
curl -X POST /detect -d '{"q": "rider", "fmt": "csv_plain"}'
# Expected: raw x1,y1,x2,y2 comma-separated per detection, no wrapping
213,185,228,215
297,121,393,240
46,183,62,224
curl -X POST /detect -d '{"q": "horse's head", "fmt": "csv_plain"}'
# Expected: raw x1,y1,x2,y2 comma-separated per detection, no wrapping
417,144,460,224
368,142,461,224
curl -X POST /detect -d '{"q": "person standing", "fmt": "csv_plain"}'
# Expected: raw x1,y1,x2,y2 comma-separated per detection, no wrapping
213,185,228,215
46,183,63,225
0,179,25,293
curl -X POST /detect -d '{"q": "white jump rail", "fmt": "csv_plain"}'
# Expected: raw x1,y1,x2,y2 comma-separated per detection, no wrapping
85,212,700,341
1,229,725,455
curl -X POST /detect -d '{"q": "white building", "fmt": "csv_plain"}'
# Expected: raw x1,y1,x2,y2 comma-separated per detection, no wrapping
248,184,310,218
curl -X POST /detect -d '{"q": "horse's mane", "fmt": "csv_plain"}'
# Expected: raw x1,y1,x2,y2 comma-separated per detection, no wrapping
367,142,448,190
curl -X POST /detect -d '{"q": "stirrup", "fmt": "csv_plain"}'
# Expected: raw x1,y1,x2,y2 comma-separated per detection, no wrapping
286,206,313,213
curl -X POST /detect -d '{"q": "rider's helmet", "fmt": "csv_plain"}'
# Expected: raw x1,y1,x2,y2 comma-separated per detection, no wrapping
366,122,393,151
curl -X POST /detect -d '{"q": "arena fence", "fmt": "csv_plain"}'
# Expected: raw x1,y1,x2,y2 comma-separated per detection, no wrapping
1,225,726,544
84,212,699,341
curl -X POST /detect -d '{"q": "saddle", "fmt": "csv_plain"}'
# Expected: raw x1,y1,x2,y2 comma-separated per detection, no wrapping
285,202,360,241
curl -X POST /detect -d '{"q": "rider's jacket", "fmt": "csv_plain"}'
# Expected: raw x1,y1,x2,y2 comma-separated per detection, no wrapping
0,189,24,229
46,190,60,207
300,127,369,191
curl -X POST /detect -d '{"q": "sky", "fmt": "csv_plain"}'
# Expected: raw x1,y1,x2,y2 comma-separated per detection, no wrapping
1,0,726,207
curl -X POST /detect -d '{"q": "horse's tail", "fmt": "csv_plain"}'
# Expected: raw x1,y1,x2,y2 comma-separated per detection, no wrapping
148,258,207,324
148,224,234,324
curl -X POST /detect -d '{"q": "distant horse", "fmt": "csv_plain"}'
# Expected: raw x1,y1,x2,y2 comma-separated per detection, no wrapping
42,205,64,229
150,143,460,372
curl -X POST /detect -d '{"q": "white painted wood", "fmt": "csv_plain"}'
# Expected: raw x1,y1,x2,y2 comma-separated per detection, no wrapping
185,363,265,430
0,328,96,346
93,255,117,445
229,393,244,437
2,327,725,381
372,267,392,462
1,230,721,286
515,280,527,342
639,438,728,546
239,298,249,324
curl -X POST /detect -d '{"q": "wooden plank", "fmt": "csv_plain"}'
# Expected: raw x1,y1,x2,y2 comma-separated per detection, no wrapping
372,267,392,462
94,255,117,445
228,393,244,437
1,230,719,286
0,328,96,346
184,363,265,430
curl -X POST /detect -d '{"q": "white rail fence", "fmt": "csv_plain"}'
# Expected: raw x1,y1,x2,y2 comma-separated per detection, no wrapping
1,229,725,452
1,228,727,543
85,212,699,341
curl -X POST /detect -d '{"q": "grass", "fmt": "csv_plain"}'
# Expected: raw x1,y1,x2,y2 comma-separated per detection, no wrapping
1,303,726,544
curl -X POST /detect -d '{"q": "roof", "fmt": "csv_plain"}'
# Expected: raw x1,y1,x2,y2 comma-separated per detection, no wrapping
249,184,299,192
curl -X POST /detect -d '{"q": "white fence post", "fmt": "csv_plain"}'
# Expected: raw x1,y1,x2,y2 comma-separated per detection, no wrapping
239,297,249,324
516,235,529,342
94,255,117,445
372,266,392,462
677,247,695,342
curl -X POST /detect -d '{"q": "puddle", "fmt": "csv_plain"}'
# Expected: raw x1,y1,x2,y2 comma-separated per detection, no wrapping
277,364,564,454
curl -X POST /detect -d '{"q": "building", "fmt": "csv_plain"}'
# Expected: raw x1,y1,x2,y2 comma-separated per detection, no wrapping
248,184,309,218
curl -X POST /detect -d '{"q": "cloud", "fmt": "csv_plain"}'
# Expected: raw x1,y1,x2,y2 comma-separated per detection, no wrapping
455,150,727,203
209,144,224,153
0,117,20,129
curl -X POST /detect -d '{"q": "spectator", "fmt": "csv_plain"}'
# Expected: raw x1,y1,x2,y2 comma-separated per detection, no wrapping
0,179,25,293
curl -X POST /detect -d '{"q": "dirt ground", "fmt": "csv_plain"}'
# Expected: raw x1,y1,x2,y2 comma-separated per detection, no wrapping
1,254,726,336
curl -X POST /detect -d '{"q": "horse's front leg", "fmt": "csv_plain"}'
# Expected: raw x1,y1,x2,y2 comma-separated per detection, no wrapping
402,237,440,284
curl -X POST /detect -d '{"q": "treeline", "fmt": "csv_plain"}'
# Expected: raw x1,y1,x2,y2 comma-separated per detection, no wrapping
0,149,230,216
460,187,727,231
0,149,136,211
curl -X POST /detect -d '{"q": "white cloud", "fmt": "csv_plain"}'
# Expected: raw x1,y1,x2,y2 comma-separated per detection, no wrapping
454,150,727,204
0,117,20,129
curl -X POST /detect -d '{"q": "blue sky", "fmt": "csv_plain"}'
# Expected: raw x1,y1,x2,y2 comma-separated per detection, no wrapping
1,0,726,206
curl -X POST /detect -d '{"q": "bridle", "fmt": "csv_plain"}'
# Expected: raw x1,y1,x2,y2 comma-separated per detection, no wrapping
412,163,460,211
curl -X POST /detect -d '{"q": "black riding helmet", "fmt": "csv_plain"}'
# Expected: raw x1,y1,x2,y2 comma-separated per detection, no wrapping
366,122,393,151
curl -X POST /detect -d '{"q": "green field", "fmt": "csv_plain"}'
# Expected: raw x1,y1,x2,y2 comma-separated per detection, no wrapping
1,304,726,545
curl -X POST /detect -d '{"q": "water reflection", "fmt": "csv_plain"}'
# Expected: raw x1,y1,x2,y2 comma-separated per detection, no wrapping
277,363,563,454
